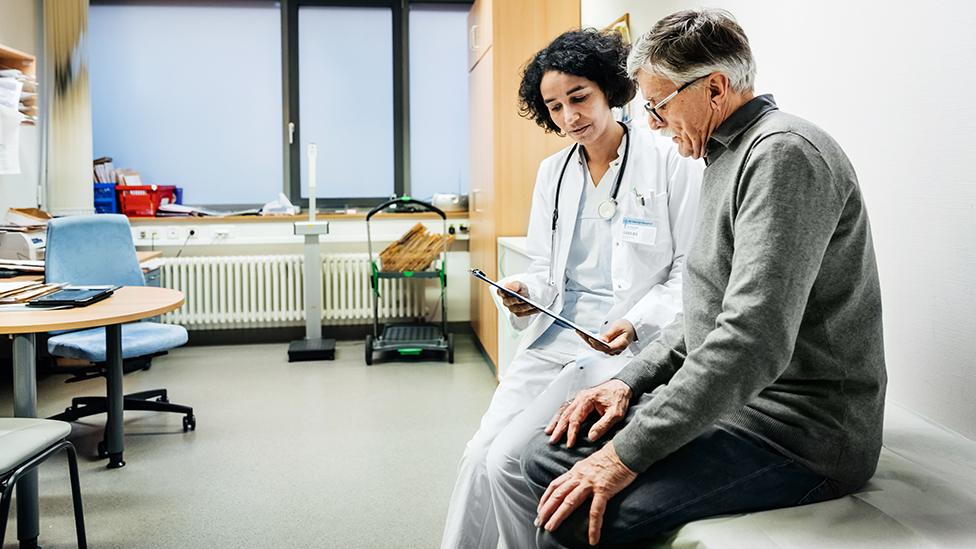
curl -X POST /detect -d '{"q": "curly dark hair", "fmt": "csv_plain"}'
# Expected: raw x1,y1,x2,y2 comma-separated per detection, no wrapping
518,29,635,134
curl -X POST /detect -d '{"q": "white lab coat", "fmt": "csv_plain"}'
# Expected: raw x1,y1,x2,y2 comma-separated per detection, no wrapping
499,124,702,359
443,125,702,549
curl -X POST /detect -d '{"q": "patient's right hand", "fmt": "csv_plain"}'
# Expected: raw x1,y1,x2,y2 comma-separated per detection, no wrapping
497,280,538,317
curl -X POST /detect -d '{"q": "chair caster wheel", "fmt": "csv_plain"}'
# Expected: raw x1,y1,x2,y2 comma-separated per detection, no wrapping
183,415,196,432
97,440,108,458
107,453,125,469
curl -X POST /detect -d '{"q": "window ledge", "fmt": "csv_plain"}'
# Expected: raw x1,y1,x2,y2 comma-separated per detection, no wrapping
127,211,469,224
128,212,470,248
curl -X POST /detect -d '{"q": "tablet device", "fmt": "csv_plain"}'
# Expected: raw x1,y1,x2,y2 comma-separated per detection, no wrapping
470,269,611,351
27,285,118,308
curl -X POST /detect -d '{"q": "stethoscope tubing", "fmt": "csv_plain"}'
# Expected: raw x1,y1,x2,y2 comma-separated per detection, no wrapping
547,121,631,286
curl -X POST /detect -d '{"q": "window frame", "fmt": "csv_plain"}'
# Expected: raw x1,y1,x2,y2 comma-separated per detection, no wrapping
90,0,473,209
285,0,407,208
285,0,471,209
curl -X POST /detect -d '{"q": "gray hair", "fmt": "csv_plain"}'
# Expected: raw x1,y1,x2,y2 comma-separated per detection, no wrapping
626,9,756,92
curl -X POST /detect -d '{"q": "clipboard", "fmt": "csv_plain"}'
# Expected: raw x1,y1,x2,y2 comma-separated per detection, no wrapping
470,269,611,351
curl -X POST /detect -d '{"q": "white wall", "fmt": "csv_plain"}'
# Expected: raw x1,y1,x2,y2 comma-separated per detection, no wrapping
583,1,976,438
0,0,42,211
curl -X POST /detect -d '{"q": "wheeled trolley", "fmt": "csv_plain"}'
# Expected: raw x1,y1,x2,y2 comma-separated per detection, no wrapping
365,197,454,365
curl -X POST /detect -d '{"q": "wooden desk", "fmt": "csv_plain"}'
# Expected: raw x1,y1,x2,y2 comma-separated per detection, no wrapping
0,286,184,548
4,251,164,284
136,250,163,263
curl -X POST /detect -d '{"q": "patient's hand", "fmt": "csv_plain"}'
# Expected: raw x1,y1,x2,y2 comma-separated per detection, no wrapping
497,280,538,317
546,379,633,448
577,319,635,355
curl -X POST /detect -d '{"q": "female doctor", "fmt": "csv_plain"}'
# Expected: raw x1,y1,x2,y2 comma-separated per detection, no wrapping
442,29,701,549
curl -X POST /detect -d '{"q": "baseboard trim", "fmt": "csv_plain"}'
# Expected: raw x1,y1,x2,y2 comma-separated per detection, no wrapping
186,322,473,346
468,333,497,378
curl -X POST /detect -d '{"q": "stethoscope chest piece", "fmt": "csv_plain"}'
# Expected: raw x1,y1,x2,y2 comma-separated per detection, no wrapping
597,199,617,220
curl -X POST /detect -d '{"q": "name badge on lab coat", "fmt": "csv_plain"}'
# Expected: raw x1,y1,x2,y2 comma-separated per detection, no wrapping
621,216,657,245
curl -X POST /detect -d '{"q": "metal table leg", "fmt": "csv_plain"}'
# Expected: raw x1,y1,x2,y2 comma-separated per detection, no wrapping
103,324,125,468
12,333,40,549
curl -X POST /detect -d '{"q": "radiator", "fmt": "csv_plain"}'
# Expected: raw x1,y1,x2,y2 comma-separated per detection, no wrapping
159,254,429,330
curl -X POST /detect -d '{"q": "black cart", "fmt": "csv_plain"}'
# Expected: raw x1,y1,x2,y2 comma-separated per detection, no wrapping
365,197,453,365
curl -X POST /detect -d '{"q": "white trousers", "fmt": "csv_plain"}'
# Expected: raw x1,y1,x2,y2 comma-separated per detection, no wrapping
442,342,630,549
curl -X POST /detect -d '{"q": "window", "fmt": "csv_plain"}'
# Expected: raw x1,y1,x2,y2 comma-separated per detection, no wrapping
408,4,469,200
297,5,395,200
89,1,283,206
90,1,471,208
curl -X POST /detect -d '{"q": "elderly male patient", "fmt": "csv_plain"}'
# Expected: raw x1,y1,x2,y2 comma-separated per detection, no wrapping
503,9,887,548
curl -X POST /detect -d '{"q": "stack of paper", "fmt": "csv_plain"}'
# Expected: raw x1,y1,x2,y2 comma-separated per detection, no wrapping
116,170,142,186
4,207,50,228
93,156,116,183
156,203,259,217
0,281,63,303
0,258,44,273
0,69,36,123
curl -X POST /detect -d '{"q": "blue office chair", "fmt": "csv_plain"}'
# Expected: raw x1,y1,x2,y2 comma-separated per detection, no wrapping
44,215,195,458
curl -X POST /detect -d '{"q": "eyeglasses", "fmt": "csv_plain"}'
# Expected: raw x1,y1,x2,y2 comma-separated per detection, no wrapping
643,74,709,124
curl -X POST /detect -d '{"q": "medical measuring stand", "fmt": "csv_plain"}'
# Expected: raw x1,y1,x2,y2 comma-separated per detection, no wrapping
288,144,336,361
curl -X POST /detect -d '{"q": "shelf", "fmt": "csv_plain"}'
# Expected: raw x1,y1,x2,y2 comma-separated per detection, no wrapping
376,271,443,279
0,43,38,125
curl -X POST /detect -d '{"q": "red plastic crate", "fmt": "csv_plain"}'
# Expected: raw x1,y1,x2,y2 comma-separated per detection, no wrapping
116,185,178,217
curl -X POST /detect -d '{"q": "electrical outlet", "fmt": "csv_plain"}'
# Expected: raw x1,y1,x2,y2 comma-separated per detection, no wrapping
213,226,232,239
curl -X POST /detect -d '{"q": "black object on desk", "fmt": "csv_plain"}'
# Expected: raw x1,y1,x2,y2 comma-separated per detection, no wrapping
27,286,117,308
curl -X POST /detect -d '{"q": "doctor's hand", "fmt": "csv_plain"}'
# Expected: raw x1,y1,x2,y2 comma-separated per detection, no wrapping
546,379,633,448
535,441,637,546
497,281,538,317
577,319,636,355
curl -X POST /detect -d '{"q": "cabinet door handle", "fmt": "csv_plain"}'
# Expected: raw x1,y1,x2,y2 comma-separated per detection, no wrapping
469,24,478,51
471,188,483,212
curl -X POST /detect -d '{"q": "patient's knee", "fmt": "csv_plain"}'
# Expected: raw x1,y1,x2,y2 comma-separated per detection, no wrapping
520,432,562,496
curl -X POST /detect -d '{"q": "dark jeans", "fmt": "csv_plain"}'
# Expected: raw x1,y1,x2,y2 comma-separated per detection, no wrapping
521,398,840,548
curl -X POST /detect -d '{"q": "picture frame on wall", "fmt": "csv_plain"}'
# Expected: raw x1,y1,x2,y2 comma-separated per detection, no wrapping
605,13,634,124
606,13,631,44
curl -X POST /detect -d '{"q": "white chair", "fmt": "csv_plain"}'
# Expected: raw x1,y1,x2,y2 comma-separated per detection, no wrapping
0,418,87,548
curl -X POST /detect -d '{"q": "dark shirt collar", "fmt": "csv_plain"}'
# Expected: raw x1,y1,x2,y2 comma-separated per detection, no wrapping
705,94,778,165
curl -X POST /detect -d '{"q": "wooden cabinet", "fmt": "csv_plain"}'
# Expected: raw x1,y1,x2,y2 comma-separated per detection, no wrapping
466,0,492,70
467,0,580,372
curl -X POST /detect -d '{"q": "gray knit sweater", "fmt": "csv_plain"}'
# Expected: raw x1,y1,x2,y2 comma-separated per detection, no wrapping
613,95,886,490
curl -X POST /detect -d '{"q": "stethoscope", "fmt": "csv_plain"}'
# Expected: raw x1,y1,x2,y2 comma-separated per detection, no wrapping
548,121,631,286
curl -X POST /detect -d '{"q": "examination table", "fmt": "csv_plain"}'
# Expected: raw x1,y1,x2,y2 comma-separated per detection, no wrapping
660,403,976,547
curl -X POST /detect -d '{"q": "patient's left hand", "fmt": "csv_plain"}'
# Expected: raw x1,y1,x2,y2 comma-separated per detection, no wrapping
535,442,637,546
577,319,635,355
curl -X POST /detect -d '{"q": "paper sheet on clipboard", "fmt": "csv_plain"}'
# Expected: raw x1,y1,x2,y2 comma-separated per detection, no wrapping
470,268,611,352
